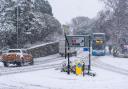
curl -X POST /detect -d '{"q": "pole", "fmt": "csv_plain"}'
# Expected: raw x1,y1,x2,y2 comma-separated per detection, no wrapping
67,46,70,75
83,62,85,76
65,37,67,59
64,33,70,75
16,0,19,48
88,35,91,74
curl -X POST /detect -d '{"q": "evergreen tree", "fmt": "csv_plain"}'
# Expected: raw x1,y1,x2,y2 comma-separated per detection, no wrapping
0,0,62,48
33,0,53,15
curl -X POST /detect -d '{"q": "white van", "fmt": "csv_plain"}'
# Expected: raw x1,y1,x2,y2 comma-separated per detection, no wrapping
59,40,77,57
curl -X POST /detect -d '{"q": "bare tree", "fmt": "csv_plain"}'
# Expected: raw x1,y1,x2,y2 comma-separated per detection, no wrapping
98,0,128,44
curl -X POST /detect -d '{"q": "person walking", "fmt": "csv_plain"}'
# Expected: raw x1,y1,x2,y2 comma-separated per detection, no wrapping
109,45,112,55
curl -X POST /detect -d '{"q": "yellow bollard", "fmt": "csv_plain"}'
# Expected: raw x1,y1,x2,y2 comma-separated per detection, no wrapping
76,62,82,75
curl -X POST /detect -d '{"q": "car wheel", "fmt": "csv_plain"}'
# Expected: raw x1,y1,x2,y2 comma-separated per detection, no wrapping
21,58,24,66
3,62,9,67
17,62,22,67
29,59,34,65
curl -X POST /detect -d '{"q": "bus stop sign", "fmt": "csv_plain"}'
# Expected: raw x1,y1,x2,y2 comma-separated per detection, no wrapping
83,48,89,51
66,35,89,47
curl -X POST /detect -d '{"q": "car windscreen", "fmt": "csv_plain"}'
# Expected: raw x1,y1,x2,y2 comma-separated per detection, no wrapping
8,50,21,53
22,50,28,53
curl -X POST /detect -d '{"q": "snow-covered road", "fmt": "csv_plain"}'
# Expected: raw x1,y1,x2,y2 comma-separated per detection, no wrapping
0,54,63,76
93,56,128,76
0,53,128,89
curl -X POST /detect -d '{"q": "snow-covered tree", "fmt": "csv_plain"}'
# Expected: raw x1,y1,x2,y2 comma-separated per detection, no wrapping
70,16,94,35
33,0,52,16
96,0,128,44
0,0,62,48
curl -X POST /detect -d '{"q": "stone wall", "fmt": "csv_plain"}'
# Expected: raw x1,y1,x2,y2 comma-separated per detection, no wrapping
27,42,59,58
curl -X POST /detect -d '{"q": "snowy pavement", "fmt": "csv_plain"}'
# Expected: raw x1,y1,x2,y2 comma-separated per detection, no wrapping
0,54,128,89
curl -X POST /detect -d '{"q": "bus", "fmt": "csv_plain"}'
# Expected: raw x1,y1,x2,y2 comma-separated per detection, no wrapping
92,33,106,56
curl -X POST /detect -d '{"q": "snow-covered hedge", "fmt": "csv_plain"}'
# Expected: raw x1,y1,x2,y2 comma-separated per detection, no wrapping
27,42,59,58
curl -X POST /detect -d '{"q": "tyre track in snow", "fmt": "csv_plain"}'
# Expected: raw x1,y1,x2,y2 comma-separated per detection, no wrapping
34,55,64,65
0,56,64,76
0,54,85,77
92,56,128,76
0,83,23,89
0,63,61,76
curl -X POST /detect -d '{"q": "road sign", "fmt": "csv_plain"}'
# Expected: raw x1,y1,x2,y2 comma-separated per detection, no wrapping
66,36,85,47
83,48,89,51
66,35,90,47
64,34,92,76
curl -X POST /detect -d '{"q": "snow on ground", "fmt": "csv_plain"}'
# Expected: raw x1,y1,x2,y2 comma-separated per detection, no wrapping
0,50,128,89
98,55,128,70
0,66,128,89
0,62,3,66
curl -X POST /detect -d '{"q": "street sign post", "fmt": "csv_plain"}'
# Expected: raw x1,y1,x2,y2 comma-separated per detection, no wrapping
64,35,92,76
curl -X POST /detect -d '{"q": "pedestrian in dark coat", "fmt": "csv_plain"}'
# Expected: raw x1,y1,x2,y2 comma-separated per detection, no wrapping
109,45,112,55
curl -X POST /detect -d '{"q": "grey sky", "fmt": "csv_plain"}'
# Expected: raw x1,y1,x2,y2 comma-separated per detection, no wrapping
48,0,104,24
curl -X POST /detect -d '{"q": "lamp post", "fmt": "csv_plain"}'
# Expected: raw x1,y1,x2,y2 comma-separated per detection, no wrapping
16,0,19,48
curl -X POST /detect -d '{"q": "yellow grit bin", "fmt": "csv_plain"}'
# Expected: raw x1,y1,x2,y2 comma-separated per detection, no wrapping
76,61,83,75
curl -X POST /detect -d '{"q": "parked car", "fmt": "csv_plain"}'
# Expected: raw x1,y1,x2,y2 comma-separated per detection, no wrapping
113,45,128,58
1,49,33,67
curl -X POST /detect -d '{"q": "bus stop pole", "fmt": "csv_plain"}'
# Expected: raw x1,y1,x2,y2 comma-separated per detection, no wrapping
64,33,70,75
65,37,67,59
88,35,91,73
67,47,70,75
